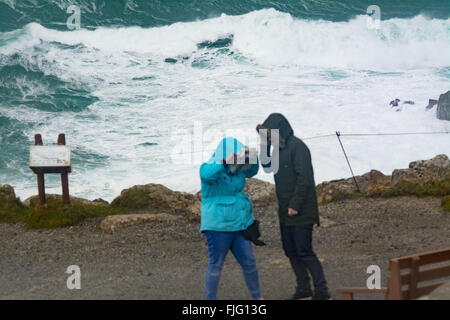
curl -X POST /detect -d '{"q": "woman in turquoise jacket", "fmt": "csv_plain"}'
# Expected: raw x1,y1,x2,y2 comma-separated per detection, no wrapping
200,137,262,300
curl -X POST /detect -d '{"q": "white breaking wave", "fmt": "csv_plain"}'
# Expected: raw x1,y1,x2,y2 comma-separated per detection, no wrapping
2,8,450,69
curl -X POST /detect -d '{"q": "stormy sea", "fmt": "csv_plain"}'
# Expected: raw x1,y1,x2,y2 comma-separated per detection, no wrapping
0,0,449,201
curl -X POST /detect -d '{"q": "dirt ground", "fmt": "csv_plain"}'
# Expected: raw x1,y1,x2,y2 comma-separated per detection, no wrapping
1,196,449,300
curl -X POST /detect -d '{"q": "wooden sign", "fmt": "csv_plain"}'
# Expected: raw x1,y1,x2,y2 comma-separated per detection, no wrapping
29,134,71,205
30,145,71,167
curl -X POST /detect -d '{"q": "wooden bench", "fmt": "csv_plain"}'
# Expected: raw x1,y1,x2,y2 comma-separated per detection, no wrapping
337,247,450,300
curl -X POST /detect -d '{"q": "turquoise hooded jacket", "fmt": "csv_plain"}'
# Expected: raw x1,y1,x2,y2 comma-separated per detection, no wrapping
200,137,259,232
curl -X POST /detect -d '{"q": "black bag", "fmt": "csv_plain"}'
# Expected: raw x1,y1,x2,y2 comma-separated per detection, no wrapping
240,220,266,246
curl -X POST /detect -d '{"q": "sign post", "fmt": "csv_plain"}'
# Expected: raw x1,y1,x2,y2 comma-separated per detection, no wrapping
58,134,70,205
30,134,72,205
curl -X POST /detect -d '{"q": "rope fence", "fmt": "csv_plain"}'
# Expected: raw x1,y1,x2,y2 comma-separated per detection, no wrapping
304,130,449,190
301,130,450,140
148,130,449,159
144,130,449,186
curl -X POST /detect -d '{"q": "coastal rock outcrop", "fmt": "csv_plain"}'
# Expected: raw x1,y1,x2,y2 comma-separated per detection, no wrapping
315,170,378,203
243,178,277,207
110,183,201,221
0,185,21,208
366,170,392,196
9,154,447,227
109,179,278,222
437,91,450,121
185,199,202,222
315,154,450,203
392,154,450,185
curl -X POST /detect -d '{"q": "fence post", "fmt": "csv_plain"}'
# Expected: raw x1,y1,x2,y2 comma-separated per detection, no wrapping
335,131,361,193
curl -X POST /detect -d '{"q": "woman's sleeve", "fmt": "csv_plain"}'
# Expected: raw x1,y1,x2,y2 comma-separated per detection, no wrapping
200,162,225,182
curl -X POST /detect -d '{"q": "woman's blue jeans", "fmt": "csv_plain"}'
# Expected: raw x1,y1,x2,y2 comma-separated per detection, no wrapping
203,231,261,300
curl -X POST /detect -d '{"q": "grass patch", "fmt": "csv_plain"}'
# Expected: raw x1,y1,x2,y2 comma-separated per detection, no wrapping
0,204,27,224
0,197,122,229
318,191,365,205
381,179,450,198
442,195,450,212
318,179,450,206
333,191,365,201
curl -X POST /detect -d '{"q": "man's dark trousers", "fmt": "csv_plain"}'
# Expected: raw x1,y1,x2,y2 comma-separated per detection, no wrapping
280,224,328,293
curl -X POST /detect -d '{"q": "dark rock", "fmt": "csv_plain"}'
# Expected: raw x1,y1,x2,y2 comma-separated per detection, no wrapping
389,98,400,107
197,35,233,49
403,100,415,105
164,58,177,64
437,90,450,120
426,99,438,110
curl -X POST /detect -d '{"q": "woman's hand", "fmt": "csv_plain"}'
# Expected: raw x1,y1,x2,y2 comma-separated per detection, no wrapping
224,152,237,165
288,208,298,216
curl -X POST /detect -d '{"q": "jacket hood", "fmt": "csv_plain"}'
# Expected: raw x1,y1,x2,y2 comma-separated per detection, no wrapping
209,137,245,164
262,113,293,140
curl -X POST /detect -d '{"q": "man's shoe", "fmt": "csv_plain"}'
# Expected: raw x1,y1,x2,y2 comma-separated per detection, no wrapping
312,291,331,300
290,289,313,300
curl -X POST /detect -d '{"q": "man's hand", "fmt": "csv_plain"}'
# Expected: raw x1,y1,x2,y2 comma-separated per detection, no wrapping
288,208,298,216
257,125,271,145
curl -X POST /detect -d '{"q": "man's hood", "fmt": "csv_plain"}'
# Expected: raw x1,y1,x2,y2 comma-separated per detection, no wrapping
262,113,294,140
209,137,245,164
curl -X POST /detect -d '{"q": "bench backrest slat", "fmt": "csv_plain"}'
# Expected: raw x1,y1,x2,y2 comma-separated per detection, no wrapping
394,248,450,269
400,265,450,285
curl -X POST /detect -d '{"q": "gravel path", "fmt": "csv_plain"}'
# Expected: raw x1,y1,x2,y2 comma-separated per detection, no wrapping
1,196,449,300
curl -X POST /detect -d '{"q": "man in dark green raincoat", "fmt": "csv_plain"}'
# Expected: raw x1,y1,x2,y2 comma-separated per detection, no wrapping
257,113,330,300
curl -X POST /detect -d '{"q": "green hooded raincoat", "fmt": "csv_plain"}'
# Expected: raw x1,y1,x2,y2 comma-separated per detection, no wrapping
261,113,320,226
